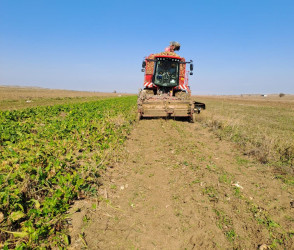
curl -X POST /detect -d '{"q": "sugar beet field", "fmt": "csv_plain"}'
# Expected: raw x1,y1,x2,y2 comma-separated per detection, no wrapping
0,90,293,249
0,95,137,248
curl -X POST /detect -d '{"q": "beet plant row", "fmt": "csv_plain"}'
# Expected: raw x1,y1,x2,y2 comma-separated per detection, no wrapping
0,96,137,249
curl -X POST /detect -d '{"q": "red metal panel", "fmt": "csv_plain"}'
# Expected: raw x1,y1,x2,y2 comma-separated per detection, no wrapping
143,51,190,92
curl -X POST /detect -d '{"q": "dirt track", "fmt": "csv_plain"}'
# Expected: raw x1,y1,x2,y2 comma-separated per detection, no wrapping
69,119,293,249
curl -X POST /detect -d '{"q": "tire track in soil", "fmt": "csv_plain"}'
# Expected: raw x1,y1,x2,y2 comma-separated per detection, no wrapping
69,119,293,249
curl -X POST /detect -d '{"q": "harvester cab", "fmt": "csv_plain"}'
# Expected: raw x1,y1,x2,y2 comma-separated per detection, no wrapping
154,58,181,90
138,46,205,122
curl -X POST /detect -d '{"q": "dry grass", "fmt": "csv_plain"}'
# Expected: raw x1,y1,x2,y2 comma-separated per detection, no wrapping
0,86,132,110
197,94,294,109
193,94,294,171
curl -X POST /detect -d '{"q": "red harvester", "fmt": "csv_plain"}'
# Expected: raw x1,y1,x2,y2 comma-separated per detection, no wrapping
138,50,205,122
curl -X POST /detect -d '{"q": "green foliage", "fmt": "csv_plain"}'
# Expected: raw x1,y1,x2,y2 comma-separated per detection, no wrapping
213,209,236,242
218,173,232,184
275,175,294,185
225,229,236,242
235,156,250,166
190,179,200,184
248,203,277,227
0,96,137,248
233,186,241,197
202,186,219,202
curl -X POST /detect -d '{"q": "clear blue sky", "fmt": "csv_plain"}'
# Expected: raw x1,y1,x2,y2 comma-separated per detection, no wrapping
1,0,293,94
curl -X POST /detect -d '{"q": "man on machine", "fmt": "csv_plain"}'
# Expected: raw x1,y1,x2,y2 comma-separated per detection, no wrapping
165,41,181,52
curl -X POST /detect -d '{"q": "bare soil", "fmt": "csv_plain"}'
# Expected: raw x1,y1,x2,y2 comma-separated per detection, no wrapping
0,86,124,101
194,94,294,109
69,118,293,249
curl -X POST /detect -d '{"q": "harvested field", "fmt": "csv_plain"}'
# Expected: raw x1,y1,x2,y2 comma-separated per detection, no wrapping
69,118,293,249
194,95,294,171
0,86,129,110
195,94,294,109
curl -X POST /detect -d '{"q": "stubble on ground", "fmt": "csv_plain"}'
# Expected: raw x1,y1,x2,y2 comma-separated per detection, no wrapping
69,119,293,249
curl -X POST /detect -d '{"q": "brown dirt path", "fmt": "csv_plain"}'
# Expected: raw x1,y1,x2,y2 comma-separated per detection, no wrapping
69,119,294,249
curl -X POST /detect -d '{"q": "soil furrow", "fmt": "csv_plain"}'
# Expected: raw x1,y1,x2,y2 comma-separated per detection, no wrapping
69,119,293,249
